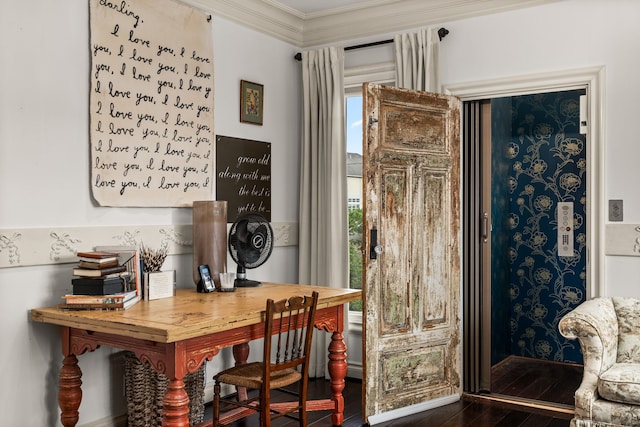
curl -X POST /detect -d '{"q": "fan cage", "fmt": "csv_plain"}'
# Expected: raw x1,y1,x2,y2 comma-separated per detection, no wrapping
228,213,274,270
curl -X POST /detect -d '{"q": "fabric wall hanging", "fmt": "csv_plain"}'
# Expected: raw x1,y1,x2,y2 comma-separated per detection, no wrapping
89,0,214,206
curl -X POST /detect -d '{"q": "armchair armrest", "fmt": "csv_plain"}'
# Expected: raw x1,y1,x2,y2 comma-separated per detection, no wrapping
559,297,619,414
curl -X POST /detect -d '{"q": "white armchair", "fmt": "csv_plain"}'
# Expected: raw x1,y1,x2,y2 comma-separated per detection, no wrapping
559,297,640,426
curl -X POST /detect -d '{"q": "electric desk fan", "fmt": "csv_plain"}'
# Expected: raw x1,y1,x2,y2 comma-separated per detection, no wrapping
228,212,274,287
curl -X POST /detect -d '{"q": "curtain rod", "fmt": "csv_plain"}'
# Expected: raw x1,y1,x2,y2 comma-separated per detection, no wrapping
294,27,449,61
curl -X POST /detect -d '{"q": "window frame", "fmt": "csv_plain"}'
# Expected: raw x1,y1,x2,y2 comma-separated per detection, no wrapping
344,62,395,327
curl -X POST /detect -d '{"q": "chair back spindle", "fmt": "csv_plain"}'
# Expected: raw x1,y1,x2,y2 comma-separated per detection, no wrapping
266,293,317,371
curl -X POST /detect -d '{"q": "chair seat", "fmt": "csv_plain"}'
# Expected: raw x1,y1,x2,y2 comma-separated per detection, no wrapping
598,363,640,405
215,361,302,390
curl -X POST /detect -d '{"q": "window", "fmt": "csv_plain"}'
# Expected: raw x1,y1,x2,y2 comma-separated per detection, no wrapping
347,198,361,210
346,95,363,312
344,62,395,315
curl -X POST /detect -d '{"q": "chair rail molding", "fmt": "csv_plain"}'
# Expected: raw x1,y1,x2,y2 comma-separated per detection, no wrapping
605,224,640,256
0,222,297,268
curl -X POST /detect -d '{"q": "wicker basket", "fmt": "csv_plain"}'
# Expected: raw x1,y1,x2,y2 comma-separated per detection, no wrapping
124,351,205,426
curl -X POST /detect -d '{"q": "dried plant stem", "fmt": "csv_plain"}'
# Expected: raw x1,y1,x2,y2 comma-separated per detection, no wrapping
140,243,168,272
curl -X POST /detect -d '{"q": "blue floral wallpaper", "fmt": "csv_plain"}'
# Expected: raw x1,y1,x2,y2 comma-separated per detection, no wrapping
491,90,586,364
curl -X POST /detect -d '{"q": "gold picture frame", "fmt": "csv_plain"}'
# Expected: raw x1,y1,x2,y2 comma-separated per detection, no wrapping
240,80,264,125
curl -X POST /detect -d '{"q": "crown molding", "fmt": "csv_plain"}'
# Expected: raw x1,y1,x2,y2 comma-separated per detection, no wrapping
179,0,304,45
179,0,559,48
301,0,560,47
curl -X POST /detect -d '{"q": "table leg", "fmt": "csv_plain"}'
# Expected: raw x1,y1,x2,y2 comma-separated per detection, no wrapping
328,330,347,426
59,354,82,427
162,378,190,427
233,343,250,401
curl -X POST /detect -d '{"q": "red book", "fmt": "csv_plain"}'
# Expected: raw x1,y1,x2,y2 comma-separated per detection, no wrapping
78,258,120,269
76,251,120,259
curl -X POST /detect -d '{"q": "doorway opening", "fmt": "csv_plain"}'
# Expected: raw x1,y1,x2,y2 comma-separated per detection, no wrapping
484,90,586,408
447,67,604,411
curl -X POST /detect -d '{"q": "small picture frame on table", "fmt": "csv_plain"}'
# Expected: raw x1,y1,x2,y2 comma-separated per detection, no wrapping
240,80,263,125
144,270,176,300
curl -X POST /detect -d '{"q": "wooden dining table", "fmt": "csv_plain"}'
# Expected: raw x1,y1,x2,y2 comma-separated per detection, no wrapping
31,282,362,427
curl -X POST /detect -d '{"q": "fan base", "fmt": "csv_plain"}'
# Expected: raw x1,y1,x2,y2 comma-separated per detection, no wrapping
234,278,262,287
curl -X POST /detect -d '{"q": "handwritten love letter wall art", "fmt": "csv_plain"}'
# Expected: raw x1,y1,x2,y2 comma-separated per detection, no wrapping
89,0,214,206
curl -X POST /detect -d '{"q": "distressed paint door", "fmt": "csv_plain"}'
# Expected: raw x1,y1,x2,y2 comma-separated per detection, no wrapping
363,83,461,419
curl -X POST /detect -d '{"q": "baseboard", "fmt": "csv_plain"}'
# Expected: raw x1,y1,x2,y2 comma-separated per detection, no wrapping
367,393,460,425
464,392,575,418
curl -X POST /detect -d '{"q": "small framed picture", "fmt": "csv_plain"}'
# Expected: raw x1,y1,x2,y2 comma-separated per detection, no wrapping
144,270,176,300
240,80,264,125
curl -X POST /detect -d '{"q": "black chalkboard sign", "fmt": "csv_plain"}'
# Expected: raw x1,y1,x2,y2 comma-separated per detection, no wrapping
216,135,271,222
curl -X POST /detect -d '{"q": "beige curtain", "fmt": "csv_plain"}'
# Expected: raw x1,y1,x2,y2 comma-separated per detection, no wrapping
394,27,441,92
298,47,348,377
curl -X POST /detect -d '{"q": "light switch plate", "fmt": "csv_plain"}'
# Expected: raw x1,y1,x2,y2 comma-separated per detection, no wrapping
609,200,623,222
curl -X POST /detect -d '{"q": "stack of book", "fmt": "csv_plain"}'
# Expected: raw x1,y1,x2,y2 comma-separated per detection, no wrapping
72,251,128,295
59,249,141,311
59,291,140,310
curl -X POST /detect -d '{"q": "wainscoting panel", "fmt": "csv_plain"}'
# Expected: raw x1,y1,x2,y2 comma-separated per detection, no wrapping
0,222,297,268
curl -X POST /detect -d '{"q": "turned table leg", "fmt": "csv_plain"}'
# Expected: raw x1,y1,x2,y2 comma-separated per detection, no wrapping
328,330,347,426
162,378,190,427
59,354,82,427
233,343,250,401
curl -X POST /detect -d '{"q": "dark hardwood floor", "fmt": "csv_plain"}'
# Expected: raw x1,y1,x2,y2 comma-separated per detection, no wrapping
371,398,572,427
490,356,582,406
201,357,581,427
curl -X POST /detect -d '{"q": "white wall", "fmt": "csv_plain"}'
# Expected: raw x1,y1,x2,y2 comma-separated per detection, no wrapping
5,0,640,424
434,0,640,297
339,0,640,297
0,1,301,425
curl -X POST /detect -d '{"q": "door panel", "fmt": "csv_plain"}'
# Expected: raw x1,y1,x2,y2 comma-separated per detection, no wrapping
379,169,410,334
363,83,461,419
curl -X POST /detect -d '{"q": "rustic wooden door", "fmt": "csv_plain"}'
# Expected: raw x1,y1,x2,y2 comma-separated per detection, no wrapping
362,82,461,420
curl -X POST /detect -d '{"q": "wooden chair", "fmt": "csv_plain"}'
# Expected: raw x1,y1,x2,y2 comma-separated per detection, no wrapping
212,291,319,427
